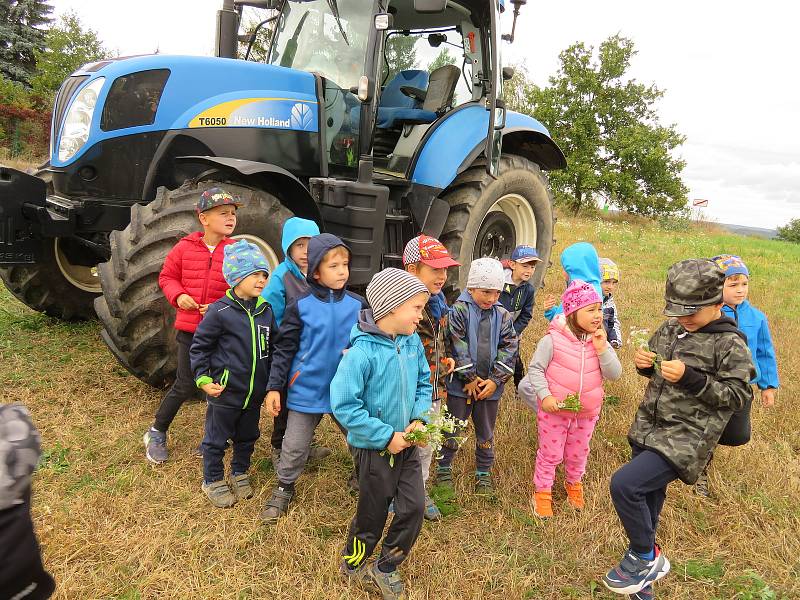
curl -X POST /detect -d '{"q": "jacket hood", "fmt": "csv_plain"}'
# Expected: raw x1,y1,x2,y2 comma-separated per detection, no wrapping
456,289,502,308
352,308,409,345
281,217,320,256
306,233,350,286
693,316,747,342
560,242,602,291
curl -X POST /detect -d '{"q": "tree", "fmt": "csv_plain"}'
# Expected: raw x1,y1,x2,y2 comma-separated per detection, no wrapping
0,0,53,87
237,10,276,63
428,47,456,71
31,11,109,97
383,34,417,83
776,218,800,244
509,35,688,217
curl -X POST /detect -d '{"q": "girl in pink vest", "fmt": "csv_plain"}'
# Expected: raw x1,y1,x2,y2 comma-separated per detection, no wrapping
518,280,622,517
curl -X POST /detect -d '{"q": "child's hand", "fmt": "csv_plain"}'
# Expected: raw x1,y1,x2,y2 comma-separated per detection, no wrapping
761,388,776,408
198,303,209,316
265,391,281,417
387,431,411,454
463,379,481,400
541,395,560,413
201,382,225,398
177,293,199,311
476,378,497,400
543,294,557,311
404,421,428,447
591,327,608,354
659,359,686,383
443,357,456,375
634,347,657,370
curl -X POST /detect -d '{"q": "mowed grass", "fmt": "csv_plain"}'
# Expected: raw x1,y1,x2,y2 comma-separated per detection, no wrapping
3,214,799,599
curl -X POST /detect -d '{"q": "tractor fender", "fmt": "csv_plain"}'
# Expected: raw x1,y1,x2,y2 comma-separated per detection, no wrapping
410,105,566,190
175,156,323,226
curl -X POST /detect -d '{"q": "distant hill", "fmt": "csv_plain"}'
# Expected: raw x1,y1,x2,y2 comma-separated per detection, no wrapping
715,222,778,239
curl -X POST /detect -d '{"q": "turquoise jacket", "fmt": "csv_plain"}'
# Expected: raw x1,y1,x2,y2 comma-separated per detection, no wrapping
723,301,779,390
330,310,433,450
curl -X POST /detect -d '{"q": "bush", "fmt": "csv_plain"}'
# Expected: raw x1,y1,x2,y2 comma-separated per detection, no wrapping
776,218,800,244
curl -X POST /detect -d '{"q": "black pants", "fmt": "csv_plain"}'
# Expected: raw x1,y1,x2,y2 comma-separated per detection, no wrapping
343,447,424,570
153,330,196,432
609,446,679,555
201,403,261,483
271,390,289,450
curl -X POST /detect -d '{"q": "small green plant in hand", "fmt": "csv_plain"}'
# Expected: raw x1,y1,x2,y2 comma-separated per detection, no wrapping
630,327,663,372
404,409,468,459
558,393,582,412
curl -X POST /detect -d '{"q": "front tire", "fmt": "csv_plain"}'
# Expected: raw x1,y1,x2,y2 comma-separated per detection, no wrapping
439,155,556,297
94,179,291,387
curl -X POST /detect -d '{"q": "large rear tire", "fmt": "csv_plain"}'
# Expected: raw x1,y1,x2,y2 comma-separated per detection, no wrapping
439,155,556,298
94,179,291,387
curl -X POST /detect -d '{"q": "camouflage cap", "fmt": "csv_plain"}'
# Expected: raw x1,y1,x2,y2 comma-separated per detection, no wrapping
663,259,725,317
196,187,243,213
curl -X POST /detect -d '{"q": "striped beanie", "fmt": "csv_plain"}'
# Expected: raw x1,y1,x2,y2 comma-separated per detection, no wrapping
367,267,430,321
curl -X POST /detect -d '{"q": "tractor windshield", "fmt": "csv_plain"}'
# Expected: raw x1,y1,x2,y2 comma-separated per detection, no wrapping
269,0,371,90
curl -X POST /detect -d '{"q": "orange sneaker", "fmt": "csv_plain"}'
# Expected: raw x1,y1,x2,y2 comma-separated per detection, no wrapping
533,491,553,518
565,481,585,510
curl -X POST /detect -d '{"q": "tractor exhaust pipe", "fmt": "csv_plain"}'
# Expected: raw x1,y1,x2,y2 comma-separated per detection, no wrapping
216,0,239,58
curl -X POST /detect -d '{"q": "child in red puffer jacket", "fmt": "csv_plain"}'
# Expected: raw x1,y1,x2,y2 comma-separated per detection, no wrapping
518,279,622,518
143,187,242,464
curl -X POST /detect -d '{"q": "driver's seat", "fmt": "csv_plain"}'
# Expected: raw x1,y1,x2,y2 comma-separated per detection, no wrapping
381,64,460,128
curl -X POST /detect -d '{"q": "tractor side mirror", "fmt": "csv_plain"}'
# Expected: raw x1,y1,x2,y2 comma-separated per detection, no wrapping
374,13,393,30
494,101,506,130
414,0,447,14
502,66,515,81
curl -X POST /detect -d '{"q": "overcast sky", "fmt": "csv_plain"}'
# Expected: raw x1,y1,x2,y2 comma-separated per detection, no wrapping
51,0,799,229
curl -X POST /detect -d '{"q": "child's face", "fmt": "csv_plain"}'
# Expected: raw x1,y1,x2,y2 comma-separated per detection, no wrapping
235,271,268,300
198,205,237,237
575,302,603,333
406,262,448,295
289,237,310,272
313,247,349,289
677,303,723,332
379,292,429,336
722,275,749,306
601,279,618,296
469,288,501,310
510,260,535,282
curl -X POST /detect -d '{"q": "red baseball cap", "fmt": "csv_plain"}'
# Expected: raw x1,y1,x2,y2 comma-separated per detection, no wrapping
403,234,460,268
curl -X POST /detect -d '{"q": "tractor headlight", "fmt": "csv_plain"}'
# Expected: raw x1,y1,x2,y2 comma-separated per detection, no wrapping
58,78,104,162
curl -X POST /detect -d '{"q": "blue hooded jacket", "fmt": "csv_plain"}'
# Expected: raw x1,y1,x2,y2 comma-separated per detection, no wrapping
266,233,367,413
723,300,779,390
330,310,432,450
261,217,320,325
544,242,602,321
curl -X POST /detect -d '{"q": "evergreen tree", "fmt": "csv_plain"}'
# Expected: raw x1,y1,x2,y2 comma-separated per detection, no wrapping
0,0,53,87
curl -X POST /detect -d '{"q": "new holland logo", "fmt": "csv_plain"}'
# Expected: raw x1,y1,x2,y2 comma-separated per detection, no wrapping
290,102,314,131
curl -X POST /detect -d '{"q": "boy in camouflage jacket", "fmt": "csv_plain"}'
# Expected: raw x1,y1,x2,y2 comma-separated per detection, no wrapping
603,259,755,598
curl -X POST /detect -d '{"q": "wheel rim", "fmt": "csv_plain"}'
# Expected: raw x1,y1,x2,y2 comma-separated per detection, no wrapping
473,193,538,259
232,234,281,274
54,239,102,293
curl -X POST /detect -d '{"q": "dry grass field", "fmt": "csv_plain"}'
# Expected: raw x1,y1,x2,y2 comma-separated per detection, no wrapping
2,213,798,599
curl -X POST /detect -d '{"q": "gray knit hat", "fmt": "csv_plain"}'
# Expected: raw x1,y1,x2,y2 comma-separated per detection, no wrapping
366,268,430,321
466,257,504,290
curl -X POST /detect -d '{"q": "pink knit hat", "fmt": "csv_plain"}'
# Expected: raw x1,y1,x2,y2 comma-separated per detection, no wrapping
562,279,602,316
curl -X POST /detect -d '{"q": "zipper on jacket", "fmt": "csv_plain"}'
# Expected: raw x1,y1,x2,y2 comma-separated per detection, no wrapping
396,343,410,425
200,249,214,305
577,336,587,401
426,312,440,399
229,294,260,409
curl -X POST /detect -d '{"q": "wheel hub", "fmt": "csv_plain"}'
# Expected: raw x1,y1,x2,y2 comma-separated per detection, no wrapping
54,239,102,293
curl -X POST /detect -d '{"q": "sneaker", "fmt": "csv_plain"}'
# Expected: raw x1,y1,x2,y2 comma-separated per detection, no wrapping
368,562,407,600
565,481,585,510
230,473,253,500
435,466,453,492
533,491,553,518
603,546,670,595
694,471,710,497
143,428,168,464
308,444,332,461
260,486,294,523
339,560,369,584
474,472,494,497
201,480,236,508
423,494,442,521
629,584,655,599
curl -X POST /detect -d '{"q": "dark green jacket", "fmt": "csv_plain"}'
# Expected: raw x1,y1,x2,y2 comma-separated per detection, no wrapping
629,317,755,484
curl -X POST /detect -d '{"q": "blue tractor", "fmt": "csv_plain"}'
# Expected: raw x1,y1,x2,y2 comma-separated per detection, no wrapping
0,0,565,385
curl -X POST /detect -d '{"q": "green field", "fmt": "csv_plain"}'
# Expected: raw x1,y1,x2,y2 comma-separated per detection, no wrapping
3,214,798,599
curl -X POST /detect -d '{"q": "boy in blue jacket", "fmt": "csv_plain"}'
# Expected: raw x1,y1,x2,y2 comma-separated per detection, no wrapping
542,242,602,321
500,244,541,386
261,233,366,522
190,240,275,508
260,217,327,465
331,268,432,600
439,258,518,497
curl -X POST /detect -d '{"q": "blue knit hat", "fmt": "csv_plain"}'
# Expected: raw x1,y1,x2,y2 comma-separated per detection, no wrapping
223,240,270,288
711,254,749,278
